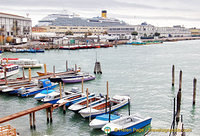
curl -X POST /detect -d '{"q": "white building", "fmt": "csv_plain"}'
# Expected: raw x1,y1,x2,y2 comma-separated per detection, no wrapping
0,12,32,44
108,23,191,39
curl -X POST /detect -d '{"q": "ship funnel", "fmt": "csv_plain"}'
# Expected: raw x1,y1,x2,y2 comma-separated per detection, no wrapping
101,10,107,18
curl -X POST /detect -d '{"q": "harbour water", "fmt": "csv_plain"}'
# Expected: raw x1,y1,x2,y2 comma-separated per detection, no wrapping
0,40,200,136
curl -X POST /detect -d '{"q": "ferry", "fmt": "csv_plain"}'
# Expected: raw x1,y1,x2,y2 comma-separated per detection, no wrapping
2,58,43,68
0,64,19,79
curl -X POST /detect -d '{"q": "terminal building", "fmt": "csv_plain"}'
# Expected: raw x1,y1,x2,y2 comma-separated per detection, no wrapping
108,22,191,39
0,12,32,44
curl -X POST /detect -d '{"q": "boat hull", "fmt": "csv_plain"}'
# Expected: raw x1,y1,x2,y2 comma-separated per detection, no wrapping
20,84,57,97
62,75,95,83
108,118,152,136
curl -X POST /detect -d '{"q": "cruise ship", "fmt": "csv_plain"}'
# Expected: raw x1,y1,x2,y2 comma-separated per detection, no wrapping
37,10,127,27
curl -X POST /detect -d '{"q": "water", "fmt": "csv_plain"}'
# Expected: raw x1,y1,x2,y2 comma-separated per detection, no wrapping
0,40,200,136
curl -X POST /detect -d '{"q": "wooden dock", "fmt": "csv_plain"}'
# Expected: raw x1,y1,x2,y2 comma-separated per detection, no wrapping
0,103,52,124
0,70,75,86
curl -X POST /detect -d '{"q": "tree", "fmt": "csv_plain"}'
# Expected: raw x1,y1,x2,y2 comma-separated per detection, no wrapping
87,31,92,36
65,31,73,35
103,31,108,35
131,31,138,36
154,32,160,37
144,33,147,37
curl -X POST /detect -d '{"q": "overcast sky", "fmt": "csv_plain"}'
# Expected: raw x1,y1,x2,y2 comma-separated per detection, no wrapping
1,0,200,28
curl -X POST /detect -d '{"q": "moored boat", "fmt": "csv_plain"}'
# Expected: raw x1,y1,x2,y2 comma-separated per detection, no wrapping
0,64,19,79
41,87,81,104
89,113,121,129
62,73,95,83
2,58,43,69
34,89,55,101
79,95,130,118
102,115,152,136
68,96,105,112
57,93,95,107
18,79,58,97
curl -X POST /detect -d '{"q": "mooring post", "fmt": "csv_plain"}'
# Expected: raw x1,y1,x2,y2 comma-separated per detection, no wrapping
107,81,109,100
28,68,31,82
86,88,89,107
53,65,55,77
59,82,62,99
105,95,107,113
179,70,182,91
193,78,197,105
4,67,7,85
176,89,181,122
29,113,33,129
66,60,68,71
172,65,175,86
44,64,47,75
94,62,102,74
22,67,25,80
63,105,66,114
75,64,77,73
128,99,130,116
50,108,53,123
33,112,36,130
46,108,49,123
82,77,84,93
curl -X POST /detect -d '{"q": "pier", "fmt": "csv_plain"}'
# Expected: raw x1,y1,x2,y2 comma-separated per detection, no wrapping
0,70,75,86
0,103,53,129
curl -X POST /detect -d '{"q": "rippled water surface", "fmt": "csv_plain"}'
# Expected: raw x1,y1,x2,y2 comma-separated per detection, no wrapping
0,40,200,136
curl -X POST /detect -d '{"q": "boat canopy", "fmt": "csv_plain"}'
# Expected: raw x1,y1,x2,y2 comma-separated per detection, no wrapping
96,114,120,121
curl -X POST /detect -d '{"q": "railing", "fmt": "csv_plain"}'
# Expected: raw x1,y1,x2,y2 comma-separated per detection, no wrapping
0,125,16,136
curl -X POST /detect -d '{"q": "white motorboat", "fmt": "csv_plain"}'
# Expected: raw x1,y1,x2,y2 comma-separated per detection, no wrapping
102,115,152,136
79,95,130,118
68,96,105,112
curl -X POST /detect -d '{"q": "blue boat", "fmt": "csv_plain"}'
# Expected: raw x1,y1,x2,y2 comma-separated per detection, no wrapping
102,115,152,136
18,79,58,97
57,93,95,106
34,89,55,100
79,95,130,118
89,113,121,129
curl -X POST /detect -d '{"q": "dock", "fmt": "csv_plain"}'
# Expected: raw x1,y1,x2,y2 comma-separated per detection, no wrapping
0,103,53,129
0,70,75,86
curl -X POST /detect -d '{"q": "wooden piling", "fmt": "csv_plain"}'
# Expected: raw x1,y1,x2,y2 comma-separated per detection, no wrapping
22,67,25,80
28,68,31,82
82,77,84,93
128,99,130,116
107,81,109,100
193,78,197,105
63,82,64,92
75,64,77,73
94,62,102,74
50,108,53,123
176,89,181,122
172,65,175,86
33,112,36,129
46,109,49,123
66,60,68,71
29,113,32,129
63,105,66,114
53,65,55,77
105,95,107,113
86,88,89,107
44,64,47,75
4,67,7,85
179,70,182,91
59,82,62,99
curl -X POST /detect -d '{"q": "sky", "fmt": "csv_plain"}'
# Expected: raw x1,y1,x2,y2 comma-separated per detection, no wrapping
0,0,200,28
